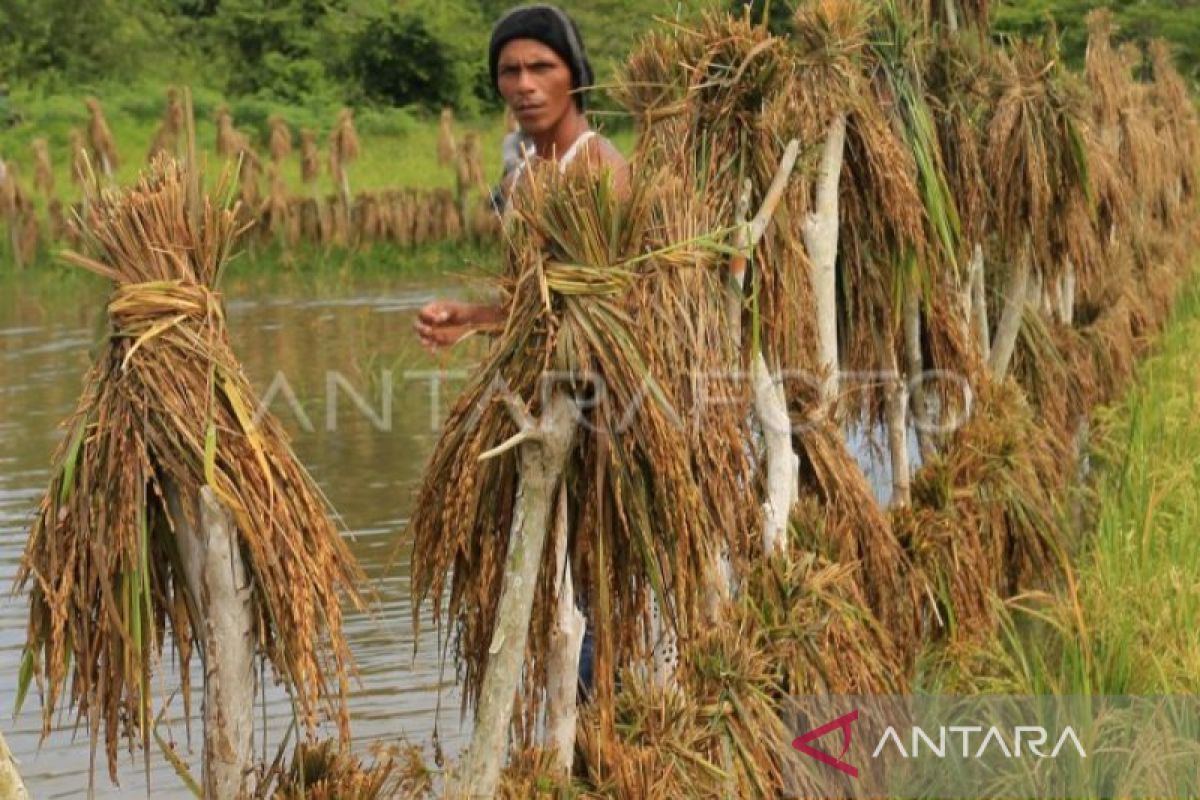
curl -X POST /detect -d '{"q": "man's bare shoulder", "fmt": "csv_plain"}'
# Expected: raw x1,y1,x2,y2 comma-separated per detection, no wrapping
581,134,630,197
582,134,626,169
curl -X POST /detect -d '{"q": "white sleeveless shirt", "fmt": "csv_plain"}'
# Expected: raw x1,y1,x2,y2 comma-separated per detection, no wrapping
507,130,597,191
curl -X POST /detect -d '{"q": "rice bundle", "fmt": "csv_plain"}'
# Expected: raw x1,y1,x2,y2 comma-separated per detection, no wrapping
147,87,184,161
214,105,249,158
409,160,755,731
329,108,360,190
435,188,461,240
68,129,89,187
16,154,366,781
300,129,321,185
616,9,819,381
47,199,70,244
268,114,293,164
402,3,1200,794
903,381,1071,639
2,163,37,268
266,740,420,800
238,146,263,213
1146,40,1200,226
0,160,15,220
17,205,40,266
85,97,120,176
578,550,900,798
437,107,456,167
395,192,415,247
353,191,381,243
31,138,54,198
263,162,296,246
986,42,1092,280
460,132,485,187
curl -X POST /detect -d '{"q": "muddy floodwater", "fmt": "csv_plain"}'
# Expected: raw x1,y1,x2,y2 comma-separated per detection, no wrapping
0,266,490,797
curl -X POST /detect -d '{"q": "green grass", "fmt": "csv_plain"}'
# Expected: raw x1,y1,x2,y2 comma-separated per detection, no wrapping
922,269,1200,696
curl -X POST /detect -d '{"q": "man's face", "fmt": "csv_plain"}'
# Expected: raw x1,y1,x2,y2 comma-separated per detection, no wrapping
497,39,574,136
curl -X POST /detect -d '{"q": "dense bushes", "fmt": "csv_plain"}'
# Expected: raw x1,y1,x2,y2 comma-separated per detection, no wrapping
0,0,1196,111
347,3,491,112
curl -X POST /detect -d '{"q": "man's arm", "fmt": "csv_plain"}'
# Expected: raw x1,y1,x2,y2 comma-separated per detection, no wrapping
414,301,505,351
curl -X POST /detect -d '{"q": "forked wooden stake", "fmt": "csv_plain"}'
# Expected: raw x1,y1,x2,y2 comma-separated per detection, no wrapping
457,391,577,798
728,138,802,556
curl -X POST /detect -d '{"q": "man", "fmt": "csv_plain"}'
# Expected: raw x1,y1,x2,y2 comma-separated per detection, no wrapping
414,4,630,352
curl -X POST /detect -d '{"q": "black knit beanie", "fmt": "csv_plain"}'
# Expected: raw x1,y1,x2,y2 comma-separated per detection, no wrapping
489,5,594,111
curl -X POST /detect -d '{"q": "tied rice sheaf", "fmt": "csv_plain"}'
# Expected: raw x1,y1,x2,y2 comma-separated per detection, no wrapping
16,155,366,781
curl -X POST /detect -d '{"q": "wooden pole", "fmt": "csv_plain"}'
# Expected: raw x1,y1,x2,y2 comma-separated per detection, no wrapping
457,391,577,799
804,114,848,414
988,238,1032,381
729,139,802,556
0,731,29,800
884,342,912,507
544,485,585,775
969,244,990,363
903,280,933,461
165,483,257,800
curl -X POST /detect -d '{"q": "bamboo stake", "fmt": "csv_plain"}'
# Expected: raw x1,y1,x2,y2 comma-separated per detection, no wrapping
544,485,584,775
804,114,848,414
457,391,577,799
0,731,29,800
165,482,257,800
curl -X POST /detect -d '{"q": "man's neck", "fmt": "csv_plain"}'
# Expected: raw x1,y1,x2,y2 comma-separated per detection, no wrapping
528,111,590,161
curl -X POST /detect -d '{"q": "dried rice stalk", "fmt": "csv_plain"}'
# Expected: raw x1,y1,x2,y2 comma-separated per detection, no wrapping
268,115,293,164
437,107,457,167
300,129,321,185
267,740,420,799
330,108,360,207
68,129,89,187
85,97,120,177
147,87,184,161
31,138,54,198
16,153,366,783
215,105,250,159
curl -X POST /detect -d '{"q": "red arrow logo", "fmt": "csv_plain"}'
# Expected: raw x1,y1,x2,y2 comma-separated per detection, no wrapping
791,708,859,778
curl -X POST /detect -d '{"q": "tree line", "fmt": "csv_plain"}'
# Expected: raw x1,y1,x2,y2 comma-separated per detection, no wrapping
1,0,1195,115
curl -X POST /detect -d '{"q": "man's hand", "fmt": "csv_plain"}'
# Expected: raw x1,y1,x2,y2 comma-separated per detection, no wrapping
414,300,505,352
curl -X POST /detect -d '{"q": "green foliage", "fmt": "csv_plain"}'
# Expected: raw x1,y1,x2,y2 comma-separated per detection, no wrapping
0,0,1195,113
993,0,1200,81
0,0,174,89
731,0,797,35
198,0,343,101
346,1,491,112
